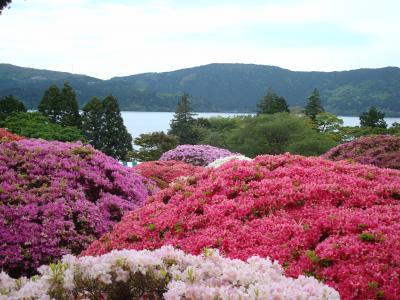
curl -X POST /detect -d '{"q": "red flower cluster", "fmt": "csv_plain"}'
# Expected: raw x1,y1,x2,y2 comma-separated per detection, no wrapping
84,154,400,300
0,128,24,142
323,135,400,169
133,160,203,188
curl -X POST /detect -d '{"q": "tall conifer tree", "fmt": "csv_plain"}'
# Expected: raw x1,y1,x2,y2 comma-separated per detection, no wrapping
257,89,289,114
304,88,324,121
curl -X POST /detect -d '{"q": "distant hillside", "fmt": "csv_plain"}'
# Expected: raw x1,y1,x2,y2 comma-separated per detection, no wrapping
1,63,400,116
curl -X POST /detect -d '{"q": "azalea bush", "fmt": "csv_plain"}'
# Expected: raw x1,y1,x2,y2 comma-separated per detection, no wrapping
133,160,203,188
0,139,155,277
322,134,400,169
0,246,339,300
0,128,24,143
207,154,252,168
159,144,234,166
85,154,400,299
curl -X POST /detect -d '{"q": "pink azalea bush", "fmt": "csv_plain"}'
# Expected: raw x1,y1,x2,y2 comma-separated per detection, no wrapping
159,144,234,166
84,154,400,300
322,135,400,169
0,246,339,299
0,139,155,277
133,160,204,189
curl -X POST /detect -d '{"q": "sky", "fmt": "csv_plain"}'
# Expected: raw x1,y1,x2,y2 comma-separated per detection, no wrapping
0,0,399,79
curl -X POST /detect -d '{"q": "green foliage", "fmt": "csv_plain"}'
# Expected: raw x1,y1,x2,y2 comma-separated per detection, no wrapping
315,112,343,133
82,95,132,160
0,95,26,126
257,89,290,114
359,106,387,129
169,93,201,144
129,132,179,162
200,113,338,157
304,89,324,121
38,83,81,127
4,112,84,142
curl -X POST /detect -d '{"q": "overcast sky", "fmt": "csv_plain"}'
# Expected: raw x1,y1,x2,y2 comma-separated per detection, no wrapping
1,0,399,79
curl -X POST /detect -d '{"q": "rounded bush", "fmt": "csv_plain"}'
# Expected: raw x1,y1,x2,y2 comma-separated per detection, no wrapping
0,128,24,143
0,246,339,299
207,154,252,168
322,135,400,169
133,160,203,189
85,154,400,300
0,139,155,277
159,144,234,166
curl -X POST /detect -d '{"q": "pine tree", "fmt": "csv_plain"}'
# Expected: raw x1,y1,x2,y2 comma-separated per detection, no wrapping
38,83,81,127
304,88,324,121
0,95,26,125
257,89,289,114
359,106,387,128
82,95,132,160
169,93,200,144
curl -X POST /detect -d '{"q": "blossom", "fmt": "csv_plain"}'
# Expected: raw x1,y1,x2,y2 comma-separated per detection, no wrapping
0,128,24,143
322,135,400,169
0,246,339,299
0,139,155,277
159,144,234,166
84,154,400,299
207,154,252,168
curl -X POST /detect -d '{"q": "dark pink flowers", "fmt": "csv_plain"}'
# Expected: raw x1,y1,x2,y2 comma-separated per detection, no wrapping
0,139,154,277
84,154,400,300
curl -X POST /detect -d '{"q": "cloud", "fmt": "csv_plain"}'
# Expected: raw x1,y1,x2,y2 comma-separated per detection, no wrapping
0,0,399,79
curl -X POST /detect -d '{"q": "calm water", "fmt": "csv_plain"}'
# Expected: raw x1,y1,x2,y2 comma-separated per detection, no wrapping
121,112,400,139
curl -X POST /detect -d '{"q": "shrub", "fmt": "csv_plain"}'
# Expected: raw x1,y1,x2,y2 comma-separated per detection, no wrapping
133,160,203,188
159,144,234,166
0,246,339,299
322,135,400,169
207,154,252,168
84,154,400,299
0,128,24,143
0,139,155,277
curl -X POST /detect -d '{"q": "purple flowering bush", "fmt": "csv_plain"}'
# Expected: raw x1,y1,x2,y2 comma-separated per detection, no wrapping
0,139,154,277
159,144,234,166
322,135,400,169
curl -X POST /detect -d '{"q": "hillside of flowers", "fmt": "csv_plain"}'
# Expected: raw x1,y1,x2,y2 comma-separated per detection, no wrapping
0,128,24,143
0,139,155,277
0,246,339,299
85,154,400,299
160,144,234,166
322,135,400,170
133,160,204,188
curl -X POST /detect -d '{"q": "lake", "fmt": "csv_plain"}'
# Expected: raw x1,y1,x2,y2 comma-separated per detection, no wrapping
121,112,400,139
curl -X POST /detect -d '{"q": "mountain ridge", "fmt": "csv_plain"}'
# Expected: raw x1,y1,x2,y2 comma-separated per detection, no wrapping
1,63,399,116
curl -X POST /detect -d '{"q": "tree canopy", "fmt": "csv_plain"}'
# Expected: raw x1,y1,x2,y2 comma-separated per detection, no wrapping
0,95,26,125
257,89,289,114
359,106,387,129
304,88,324,121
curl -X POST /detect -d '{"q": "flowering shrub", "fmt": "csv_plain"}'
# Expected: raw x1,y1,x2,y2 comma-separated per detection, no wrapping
85,154,400,299
133,160,203,188
0,246,339,299
0,139,155,277
207,154,252,168
159,144,234,166
0,128,24,143
322,135,400,169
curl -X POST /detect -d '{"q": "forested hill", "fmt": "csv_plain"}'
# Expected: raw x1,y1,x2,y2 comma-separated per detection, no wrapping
1,63,400,115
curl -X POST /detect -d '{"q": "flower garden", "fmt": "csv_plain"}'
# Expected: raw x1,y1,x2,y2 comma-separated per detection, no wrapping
1,137,400,299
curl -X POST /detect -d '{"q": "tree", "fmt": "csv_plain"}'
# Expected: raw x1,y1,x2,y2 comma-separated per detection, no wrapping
82,95,133,160
359,106,387,129
129,132,179,162
4,112,84,142
315,112,343,133
38,83,81,127
0,0,11,14
0,95,26,125
304,88,324,121
169,93,200,144
257,89,290,114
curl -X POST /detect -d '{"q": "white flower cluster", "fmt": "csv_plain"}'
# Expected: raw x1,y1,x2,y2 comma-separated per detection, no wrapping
207,155,252,168
0,246,339,300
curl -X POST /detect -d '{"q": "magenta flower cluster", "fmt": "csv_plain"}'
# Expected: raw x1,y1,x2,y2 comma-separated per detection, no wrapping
159,144,234,166
0,139,154,277
85,154,400,300
322,135,400,169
